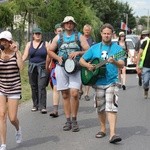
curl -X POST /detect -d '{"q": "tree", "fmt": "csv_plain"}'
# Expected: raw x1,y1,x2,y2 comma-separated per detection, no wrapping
0,4,14,29
88,0,136,34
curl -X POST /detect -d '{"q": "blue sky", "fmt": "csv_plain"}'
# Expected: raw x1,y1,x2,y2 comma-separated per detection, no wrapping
119,0,150,16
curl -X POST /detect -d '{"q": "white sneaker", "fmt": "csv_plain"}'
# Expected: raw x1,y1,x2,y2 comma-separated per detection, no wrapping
15,127,22,144
0,146,7,150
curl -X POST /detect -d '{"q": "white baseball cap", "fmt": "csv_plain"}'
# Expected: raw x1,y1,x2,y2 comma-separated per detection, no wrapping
0,31,12,41
119,31,125,36
61,16,77,27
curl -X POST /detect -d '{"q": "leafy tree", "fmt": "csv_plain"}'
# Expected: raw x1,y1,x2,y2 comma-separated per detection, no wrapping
0,4,14,29
88,0,136,34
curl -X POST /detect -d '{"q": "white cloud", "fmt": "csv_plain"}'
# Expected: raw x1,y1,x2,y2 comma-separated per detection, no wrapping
120,0,150,16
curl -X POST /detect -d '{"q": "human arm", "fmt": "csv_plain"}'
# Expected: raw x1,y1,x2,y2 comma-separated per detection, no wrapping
48,35,63,65
10,41,24,70
107,57,124,69
22,42,31,62
79,57,95,71
136,49,143,73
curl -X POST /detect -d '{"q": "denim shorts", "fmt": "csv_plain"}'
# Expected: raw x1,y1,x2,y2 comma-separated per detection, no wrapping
0,92,21,99
142,67,150,89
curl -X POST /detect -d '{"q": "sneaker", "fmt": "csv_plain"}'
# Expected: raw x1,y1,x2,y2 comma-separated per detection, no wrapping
144,90,148,99
72,121,80,132
63,121,72,131
40,108,47,114
0,146,7,150
15,127,22,144
31,107,38,112
122,85,126,90
84,95,90,101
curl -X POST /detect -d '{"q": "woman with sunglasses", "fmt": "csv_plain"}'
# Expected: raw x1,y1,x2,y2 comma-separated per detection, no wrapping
118,32,128,90
22,27,50,114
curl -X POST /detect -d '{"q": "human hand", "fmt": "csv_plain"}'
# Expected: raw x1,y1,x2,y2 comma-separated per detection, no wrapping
10,41,19,52
69,51,80,59
58,56,63,65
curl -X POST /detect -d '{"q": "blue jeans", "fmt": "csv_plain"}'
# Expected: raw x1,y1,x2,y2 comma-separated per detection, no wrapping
142,67,150,90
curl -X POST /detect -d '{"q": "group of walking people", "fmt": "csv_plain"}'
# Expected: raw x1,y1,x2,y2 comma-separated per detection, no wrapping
0,15,150,150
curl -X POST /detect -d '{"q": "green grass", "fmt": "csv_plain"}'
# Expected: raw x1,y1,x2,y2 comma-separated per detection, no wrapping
20,62,31,102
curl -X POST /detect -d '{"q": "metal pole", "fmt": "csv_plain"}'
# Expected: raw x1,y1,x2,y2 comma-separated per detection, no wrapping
126,13,128,35
147,10,149,30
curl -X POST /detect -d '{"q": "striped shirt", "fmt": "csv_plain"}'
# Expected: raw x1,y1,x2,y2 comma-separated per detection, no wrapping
0,53,21,95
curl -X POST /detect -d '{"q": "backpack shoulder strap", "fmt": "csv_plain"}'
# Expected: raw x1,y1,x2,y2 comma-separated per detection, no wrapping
74,31,80,47
58,31,64,49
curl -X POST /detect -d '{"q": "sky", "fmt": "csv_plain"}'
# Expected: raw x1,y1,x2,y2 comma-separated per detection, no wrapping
119,0,150,16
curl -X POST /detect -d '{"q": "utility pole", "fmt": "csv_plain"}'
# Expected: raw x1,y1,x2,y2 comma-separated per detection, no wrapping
147,10,149,30
123,13,128,35
125,13,128,35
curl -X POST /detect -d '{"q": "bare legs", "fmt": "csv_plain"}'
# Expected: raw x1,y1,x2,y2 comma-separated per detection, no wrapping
0,96,20,146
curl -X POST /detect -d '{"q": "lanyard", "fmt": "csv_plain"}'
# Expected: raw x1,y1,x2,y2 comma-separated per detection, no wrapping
100,42,112,57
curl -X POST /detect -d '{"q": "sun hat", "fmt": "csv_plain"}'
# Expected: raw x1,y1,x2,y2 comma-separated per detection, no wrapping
55,23,61,29
0,31,12,41
32,27,42,34
119,31,125,36
61,16,77,27
141,30,150,35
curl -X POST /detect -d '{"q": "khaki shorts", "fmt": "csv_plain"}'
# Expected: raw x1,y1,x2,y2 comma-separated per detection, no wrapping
93,84,119,113
55,64,81,91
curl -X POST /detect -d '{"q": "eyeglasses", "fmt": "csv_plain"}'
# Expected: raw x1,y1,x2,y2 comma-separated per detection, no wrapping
120,35,125,37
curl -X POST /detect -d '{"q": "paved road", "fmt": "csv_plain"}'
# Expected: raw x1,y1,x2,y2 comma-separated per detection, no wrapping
6,74,150,150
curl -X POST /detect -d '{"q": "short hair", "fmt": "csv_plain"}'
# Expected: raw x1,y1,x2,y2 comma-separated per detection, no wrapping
83,24,92,30
100,23,114,33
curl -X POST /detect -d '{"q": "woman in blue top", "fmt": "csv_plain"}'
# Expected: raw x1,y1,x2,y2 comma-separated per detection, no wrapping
79,23,124,144
22,27,50,114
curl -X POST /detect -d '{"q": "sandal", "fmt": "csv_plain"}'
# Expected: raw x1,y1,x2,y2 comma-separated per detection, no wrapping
109,135,122,143
95,131,106,138
49,111,58,118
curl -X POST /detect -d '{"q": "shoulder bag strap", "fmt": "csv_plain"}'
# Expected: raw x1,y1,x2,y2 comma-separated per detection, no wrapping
30,40,43,59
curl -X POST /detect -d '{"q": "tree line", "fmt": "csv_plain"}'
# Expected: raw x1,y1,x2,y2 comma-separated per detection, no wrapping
0,0,139,47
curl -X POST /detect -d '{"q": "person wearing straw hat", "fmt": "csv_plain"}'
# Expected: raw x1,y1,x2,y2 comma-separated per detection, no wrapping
48,16,89,132
0,30,23,150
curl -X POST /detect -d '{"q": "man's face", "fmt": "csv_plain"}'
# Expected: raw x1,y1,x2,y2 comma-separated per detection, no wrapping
55,27,62,35
101,27,113,44
64,21,75,31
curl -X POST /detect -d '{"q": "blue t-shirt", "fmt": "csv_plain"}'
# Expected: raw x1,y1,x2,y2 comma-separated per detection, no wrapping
82,42,123,85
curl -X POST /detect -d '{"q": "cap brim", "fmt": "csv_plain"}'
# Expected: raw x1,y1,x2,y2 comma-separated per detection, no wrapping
61,21,77,27
0,37,12,41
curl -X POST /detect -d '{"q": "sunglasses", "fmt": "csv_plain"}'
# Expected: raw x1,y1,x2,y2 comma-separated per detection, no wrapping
34,33,41,35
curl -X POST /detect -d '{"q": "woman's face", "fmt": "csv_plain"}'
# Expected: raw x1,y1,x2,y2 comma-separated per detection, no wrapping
0,39,12,49
33,33,42,41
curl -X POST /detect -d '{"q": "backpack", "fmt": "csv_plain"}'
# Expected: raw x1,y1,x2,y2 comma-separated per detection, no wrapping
58,31,80,49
